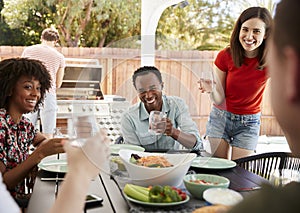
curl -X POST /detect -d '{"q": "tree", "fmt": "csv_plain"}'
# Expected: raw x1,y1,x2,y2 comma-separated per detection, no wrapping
1,0,278,49
156,0,236,50
1,0,141,47
232,0,278,16
155,0,279,51
0,0,57,45
0,0,28,45
81,0,141,47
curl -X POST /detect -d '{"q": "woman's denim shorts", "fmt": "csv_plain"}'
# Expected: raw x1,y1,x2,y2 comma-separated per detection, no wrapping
206,106,261,150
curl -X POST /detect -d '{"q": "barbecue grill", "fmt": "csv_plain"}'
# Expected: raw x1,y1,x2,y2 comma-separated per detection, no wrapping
56,58,129,143
57,58,103,100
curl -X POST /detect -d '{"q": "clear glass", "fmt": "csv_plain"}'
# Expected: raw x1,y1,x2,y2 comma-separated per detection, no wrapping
53,127,69,160
199,71,215,93
53,127,69,139
148,111,167,135
69,114,99,147
269,169,300,187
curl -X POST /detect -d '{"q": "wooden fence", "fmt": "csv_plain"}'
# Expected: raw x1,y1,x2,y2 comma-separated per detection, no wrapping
0,46,284,136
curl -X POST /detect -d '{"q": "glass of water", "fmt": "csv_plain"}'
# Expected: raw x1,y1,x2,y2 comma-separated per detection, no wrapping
53,127,68,139
199,71,215,93
53,127,70,159
269,169,300,187
148,111,167,135
70,114,99,147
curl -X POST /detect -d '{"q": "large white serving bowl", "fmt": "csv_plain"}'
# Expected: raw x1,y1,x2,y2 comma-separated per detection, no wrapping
118,149,197,187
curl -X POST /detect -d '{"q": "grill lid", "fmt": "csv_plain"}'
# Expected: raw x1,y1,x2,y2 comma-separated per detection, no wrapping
57,58,103,100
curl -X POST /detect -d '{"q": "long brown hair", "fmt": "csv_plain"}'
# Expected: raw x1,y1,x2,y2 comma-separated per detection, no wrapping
230,7,273,69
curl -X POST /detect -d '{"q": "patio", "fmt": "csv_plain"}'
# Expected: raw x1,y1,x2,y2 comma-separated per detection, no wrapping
256,135,290,154
203,135,291,155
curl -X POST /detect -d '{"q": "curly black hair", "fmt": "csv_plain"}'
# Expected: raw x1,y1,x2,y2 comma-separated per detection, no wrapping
0,58,51,111
132,66,163,89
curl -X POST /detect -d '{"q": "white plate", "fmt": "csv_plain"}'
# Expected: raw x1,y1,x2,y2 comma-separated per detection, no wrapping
123,193,190,206
110,144,145,155
203,188,243,206
38,159,68,173
191,157,236,169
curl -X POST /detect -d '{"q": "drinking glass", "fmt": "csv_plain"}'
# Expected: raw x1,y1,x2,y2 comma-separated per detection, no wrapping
199,71,215,93
269,169,300,187
148,111,167,135
53,127,70,160
69,114,99,147
53,127,69,139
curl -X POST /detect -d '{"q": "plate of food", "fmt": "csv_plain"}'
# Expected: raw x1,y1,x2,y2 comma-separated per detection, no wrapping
191,157,236,169
123,184,190,207
38,159,68,173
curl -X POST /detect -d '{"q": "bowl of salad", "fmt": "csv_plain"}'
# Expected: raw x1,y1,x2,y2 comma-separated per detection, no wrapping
119,150,197,187
183,174,230,199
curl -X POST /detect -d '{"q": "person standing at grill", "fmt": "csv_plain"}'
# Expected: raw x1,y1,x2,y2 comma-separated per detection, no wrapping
198,7,273,160
22,28,65,138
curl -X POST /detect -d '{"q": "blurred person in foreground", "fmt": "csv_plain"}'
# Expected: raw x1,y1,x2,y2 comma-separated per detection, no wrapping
195,1,300,213
49,130,110,213
230,0,300,211
22,28,65,138
121,66,202,152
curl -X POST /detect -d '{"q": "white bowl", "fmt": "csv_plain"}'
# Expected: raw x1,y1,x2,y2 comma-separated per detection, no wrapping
183,174,230,199
118,149,197,187
203,188,243,206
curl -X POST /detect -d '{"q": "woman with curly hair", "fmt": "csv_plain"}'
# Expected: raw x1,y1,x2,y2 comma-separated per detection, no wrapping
0,58,64,209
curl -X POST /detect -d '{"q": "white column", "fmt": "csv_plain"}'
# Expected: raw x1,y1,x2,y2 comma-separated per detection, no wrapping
141,0,184,66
